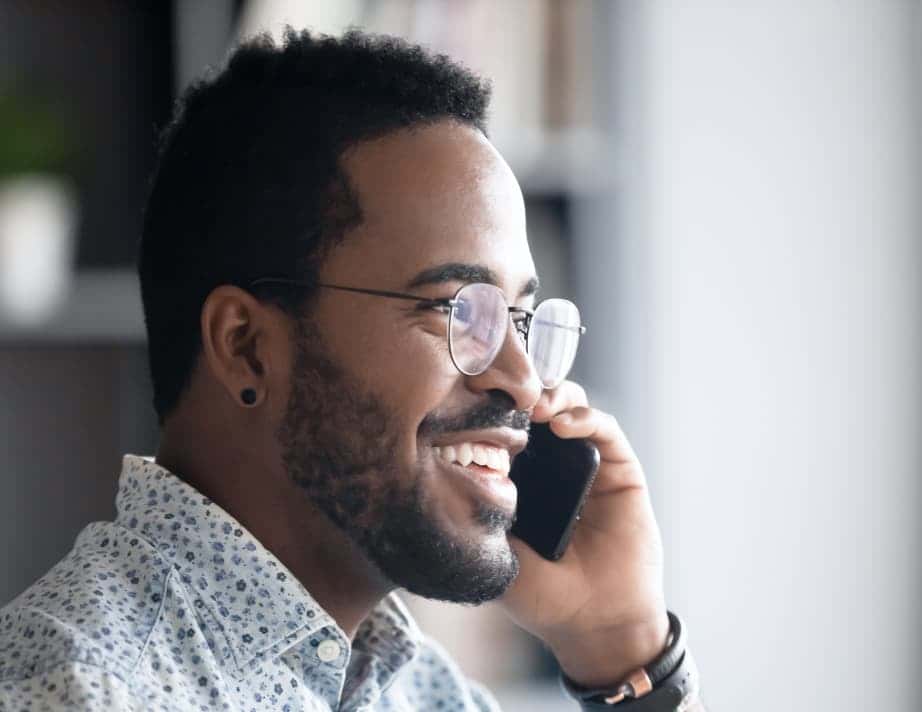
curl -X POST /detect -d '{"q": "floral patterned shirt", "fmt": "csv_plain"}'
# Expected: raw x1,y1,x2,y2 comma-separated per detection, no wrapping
0,455,502,711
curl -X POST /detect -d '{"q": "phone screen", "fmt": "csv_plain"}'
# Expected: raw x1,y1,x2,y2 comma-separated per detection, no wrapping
509,422,601,561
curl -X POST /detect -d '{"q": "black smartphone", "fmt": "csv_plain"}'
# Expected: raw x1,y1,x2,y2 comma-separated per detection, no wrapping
509,422,601,561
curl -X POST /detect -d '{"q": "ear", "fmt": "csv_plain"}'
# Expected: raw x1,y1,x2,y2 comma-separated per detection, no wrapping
199,285,284,409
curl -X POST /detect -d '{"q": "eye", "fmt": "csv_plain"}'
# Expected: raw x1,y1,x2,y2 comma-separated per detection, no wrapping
414,299,454,315
512,313,529,341
453,296,474,323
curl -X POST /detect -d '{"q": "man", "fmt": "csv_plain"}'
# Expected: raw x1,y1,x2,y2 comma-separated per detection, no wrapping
0,31,703,710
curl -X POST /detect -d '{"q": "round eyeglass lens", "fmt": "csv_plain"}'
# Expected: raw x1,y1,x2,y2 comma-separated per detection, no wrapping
528,298,582,388
448,283,508,376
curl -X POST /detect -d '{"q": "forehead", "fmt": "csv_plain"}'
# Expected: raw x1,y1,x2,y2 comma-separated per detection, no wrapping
322,121,536,297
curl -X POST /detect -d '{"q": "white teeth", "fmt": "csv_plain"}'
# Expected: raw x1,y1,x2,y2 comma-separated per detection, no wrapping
471,445,489,467
433,443,511,474
457,443,473,467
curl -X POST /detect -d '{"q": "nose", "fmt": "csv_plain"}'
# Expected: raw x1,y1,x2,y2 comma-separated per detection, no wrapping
465,317,543,411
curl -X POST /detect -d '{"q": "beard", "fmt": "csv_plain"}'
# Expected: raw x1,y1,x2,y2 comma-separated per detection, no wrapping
276,315,527,604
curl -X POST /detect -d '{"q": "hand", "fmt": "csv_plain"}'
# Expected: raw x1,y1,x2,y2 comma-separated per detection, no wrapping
498,381,670,688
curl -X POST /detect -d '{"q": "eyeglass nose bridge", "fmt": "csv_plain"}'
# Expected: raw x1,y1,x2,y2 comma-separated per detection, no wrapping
463,306,543,400
489,306,543,385
507,306,533,342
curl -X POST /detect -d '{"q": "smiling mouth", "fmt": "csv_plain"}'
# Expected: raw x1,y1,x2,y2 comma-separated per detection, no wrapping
432,443,511,475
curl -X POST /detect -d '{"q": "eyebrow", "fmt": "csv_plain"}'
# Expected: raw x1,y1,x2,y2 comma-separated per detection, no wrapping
406,262,540,299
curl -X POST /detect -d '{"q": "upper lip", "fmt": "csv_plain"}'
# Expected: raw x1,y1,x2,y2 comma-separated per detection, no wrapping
431,428,528,458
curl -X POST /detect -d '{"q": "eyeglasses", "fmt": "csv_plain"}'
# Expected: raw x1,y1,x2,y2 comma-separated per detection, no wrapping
249,278,586,389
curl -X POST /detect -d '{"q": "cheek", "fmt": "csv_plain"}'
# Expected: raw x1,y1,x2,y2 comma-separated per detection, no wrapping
314,301,461,424
324,305,443,377
340,318,453,396
332,319,458,432
375,336,458,429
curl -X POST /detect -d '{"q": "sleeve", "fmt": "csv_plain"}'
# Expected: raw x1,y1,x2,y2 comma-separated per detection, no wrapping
0,661,142,711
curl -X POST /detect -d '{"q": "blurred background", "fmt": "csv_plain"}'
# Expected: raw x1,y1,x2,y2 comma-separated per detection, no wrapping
0,1,920,710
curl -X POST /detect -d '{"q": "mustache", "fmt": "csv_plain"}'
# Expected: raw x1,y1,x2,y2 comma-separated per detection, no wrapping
419,393,531,437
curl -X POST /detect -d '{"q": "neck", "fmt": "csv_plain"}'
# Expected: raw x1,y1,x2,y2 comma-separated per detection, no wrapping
156,425,393,640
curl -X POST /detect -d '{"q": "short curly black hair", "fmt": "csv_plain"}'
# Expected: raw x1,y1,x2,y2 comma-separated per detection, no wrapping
138,28,491,425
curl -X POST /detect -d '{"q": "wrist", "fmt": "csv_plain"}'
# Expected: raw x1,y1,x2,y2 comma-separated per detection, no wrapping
558,611,699,710
551,611,671,689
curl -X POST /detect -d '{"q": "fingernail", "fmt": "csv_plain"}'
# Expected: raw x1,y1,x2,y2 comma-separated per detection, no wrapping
553,412,572,424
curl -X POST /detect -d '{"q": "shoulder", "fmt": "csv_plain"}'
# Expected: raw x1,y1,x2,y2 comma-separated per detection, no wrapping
0,521,173,686
0,659,140,710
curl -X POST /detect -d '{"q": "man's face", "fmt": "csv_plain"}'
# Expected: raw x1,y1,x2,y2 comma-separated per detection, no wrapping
277,121,543,603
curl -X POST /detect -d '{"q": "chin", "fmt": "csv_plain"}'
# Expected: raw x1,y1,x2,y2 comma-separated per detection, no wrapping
400,528,520,605
363,496,520,605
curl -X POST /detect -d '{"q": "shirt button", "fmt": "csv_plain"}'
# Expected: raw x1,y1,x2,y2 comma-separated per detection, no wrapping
316,639,341,662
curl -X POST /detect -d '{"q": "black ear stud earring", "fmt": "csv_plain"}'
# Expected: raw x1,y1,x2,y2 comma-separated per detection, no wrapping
240,388,257,406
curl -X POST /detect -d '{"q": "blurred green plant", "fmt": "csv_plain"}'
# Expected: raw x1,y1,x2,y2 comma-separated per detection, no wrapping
0,87,80,180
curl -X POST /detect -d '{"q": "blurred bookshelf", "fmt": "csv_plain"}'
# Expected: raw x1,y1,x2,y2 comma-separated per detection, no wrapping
0,270,144,343
0,0,613,342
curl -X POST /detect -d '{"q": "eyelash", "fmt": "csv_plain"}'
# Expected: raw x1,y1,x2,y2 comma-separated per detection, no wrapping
419,302,452,314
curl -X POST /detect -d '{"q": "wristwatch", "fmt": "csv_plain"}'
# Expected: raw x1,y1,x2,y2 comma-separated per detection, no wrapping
559,611,700,711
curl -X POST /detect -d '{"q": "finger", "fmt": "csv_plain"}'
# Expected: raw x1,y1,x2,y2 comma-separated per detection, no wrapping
531,380,589,422
549,407,638,465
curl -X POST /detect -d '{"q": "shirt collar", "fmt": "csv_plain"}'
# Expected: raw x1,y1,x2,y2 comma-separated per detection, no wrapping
115,454,422,679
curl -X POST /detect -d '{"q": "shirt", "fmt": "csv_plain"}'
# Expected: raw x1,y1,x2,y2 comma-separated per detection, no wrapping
0,455,505,711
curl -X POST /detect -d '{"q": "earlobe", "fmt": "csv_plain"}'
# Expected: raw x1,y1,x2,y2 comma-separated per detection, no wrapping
200,285,273,411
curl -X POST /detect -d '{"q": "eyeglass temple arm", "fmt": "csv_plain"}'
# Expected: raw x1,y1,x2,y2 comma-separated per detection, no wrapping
249,278,453,308
534,319,587,335
251,279,586,332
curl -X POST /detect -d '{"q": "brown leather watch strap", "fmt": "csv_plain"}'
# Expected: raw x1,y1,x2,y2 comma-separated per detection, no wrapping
559,611,698,710
562,650,699,711
602,668,654,704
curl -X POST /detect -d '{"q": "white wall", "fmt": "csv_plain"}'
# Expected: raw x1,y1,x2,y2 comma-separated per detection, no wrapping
586,2,922,710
